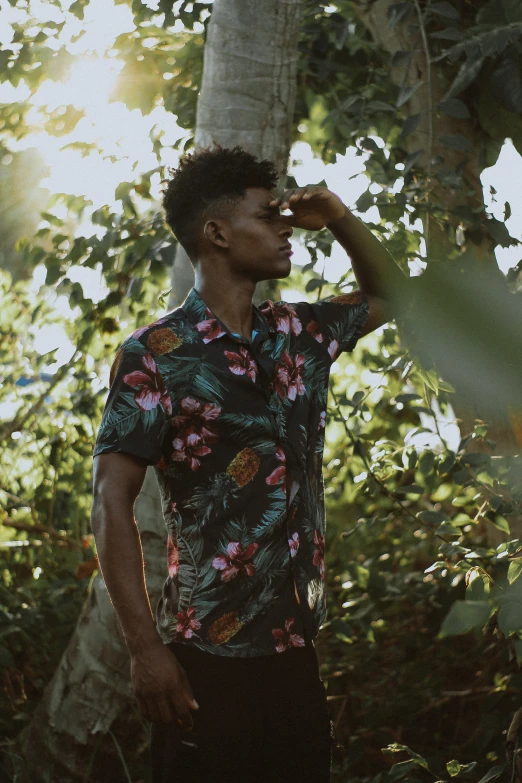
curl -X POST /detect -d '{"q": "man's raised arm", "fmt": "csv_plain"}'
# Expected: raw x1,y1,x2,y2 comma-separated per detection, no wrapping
271,186,410,335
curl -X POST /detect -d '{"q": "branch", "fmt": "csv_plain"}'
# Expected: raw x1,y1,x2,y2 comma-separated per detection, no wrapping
1,350,81,440
413,0,434,258
329,383,450,543
1,518,83,549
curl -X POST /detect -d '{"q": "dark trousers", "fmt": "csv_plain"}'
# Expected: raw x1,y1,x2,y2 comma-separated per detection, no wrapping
150,639,334,783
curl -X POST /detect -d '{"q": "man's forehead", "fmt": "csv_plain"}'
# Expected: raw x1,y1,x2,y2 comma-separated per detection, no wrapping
244,187,279,211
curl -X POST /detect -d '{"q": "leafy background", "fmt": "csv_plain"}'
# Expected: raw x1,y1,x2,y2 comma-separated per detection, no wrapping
1,0,522,780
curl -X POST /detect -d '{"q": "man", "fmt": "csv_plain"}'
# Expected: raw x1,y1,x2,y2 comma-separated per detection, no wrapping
91,145,405,782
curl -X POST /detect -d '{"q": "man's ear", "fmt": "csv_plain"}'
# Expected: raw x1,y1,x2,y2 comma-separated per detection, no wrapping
203,219,229,249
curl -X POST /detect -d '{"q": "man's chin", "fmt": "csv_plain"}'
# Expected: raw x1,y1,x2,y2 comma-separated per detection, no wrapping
271,258,292,279
250,258,292,284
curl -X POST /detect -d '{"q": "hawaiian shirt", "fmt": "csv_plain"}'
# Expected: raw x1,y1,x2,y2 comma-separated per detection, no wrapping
93,286,369,657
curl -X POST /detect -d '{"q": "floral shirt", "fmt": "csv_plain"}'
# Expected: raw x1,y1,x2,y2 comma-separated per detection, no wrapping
93,287,369,657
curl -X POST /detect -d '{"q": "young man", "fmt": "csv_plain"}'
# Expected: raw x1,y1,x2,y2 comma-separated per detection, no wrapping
91,146,405,783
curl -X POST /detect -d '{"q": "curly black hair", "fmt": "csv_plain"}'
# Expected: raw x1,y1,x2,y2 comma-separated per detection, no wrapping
162,145,279,261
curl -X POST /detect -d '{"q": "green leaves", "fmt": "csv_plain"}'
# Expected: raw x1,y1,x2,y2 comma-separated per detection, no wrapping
400,112,422,138
491,515,510,534
417,510,448,525
387,3,414,29
478,0,522,24
490,46,522,114
437,98,470,118
503,0,522,22
383,744,430,780
355,190,375,213
444,56,485,99
430,2,460,21
438,133,474,152
498,602,522,635
439,600,491,637
396,81,424,108
508,558,522,584
477,766,506,783
447,760,478,777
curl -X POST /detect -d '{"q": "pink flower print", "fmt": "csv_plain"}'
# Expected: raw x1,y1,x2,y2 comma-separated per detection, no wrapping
195,307,226,343
123,353,172,414
171,397,221,446
272,618,305,653
266,447,287,494
288,532,299,557
176,606,201,639
306,320,324,343
328,339,339,361
313,530,325,580
260,301,302,335
167,535,179,578
131,315,170,339
318,410,326,430
172,439,212,471
274,351,306,402
224,347,257,382
212,541,259,582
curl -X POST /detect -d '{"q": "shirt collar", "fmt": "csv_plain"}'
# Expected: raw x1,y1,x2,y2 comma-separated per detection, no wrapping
182,287,275,344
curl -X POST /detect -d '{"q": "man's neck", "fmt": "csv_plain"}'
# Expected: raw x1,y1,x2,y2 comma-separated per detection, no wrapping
193,268,257,341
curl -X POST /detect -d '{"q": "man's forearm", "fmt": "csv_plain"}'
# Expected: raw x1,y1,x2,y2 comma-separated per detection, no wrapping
91,498,162,654
327,207,407,299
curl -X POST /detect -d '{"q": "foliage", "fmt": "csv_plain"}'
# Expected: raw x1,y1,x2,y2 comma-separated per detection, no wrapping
0,0,521,781
319,316,522,781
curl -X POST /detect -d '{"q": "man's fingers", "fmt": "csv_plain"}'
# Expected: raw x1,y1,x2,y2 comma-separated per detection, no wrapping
173,700,194,732
177,665,200,711
271,186,329,209
145,697,163,724
155,695,175,724
281,188,309,208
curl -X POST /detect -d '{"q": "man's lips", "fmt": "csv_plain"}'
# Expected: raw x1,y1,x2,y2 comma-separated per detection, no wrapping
279,243,293,256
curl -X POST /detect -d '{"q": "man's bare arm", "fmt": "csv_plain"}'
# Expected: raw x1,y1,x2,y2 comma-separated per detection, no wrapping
91,452,199,727
271,186,410,334
326,207,405,304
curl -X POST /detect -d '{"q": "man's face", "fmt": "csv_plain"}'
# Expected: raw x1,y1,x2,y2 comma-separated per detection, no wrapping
217,187,294,282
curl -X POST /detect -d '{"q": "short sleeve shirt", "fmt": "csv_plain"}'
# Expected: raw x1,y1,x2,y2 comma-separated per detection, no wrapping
94,287,369,657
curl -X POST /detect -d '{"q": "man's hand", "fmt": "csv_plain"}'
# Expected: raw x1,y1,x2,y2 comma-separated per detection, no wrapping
131,639,199,729
270,186,346,231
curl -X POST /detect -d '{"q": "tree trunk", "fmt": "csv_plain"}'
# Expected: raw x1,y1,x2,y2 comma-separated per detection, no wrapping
356,0,520,457
18,1,302,780
16,469,166,782
169,0,302,309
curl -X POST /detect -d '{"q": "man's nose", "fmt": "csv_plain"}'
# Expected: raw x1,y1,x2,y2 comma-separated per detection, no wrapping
279,221,293,240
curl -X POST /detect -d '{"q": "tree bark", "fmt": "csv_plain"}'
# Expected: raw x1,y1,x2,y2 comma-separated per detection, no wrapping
356,0,520,456
18,1,303,780
16,470,166,782
169,0,302,308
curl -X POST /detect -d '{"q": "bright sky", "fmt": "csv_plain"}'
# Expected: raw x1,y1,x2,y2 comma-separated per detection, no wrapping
1,0,521,380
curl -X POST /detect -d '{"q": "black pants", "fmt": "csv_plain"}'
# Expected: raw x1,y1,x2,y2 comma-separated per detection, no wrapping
150,639,334,783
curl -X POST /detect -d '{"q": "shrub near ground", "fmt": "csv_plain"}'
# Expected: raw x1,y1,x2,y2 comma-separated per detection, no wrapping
314,323,522,782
